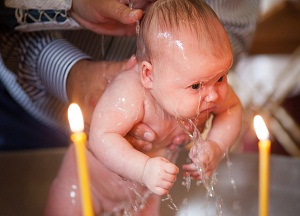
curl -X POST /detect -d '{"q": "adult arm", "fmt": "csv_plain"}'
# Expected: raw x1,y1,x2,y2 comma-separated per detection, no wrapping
1,30,155,148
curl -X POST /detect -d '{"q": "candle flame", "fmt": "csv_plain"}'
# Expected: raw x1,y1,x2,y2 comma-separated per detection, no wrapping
254,115,269,141
68,103,84,133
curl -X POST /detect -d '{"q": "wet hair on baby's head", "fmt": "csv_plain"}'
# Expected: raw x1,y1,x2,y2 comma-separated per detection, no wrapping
136,0,231,62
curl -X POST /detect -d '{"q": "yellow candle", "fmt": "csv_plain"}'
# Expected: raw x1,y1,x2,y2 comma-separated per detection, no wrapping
258,139,271,216
254,115,271,216
68,103,94,216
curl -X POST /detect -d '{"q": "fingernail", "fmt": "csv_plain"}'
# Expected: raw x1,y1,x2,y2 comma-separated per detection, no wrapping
129,10,139,19
144,132,154,141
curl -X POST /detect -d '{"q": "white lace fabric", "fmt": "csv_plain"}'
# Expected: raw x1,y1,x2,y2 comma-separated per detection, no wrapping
4,0,82,31
5,0,72,10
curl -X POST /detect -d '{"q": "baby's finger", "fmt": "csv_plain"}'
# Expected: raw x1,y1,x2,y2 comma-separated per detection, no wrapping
162,173,177,183
153,187,169,196
182,163,197,172
160,178,176,190
164,163,179,175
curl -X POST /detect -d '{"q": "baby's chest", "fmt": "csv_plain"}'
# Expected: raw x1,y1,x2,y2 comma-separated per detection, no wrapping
143,110,183,146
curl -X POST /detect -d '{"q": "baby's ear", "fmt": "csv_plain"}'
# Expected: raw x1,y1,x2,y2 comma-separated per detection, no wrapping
140,61,154,89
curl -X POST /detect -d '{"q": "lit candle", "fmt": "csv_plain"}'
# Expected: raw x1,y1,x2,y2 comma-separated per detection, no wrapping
254,115,271,216
68,103,94,216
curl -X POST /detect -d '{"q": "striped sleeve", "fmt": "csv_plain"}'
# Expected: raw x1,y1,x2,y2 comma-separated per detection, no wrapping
37,38,91,103
17,31,91,103
1,31,91,129
205,0,261,65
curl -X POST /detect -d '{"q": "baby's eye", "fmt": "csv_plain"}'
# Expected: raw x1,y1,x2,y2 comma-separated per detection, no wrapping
218,76,224,82
191,82,201,90
217,73,228,83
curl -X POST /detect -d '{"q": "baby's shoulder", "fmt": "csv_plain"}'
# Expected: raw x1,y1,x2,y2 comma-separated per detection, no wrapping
113,70,141,87
105,70,145,103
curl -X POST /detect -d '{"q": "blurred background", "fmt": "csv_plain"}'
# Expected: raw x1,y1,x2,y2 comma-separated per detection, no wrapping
230,0,300,157
0,0,300,215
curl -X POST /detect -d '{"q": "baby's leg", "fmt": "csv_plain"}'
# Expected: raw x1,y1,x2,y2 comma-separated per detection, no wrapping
44,146,85,216
44,145,157,216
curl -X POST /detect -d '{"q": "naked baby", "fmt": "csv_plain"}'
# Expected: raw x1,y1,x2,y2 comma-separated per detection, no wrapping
44,0,242,215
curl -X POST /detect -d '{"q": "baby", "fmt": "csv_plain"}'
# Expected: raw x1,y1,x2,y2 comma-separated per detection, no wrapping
45,0,242,215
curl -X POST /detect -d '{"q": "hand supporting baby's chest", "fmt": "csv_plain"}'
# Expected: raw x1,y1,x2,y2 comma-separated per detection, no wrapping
143,116,189,155
142,95,192,155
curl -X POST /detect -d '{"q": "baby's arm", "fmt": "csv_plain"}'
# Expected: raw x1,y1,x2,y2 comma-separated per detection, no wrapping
184,85,242,178
89,72,178,195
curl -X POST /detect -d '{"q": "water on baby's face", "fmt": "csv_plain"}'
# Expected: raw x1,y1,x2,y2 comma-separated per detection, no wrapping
172,80,239,215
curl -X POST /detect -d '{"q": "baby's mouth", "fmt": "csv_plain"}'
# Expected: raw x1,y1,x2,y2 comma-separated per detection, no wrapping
199,106,216,115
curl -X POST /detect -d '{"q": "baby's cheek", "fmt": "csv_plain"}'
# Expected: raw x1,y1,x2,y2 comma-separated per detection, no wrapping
218,85,229,102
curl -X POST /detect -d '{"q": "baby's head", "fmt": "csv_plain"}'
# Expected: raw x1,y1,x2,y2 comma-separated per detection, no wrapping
136,0,231,62
137,0,233,119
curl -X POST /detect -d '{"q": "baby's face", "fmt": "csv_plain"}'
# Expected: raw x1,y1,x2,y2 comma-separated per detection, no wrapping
149,28,233,120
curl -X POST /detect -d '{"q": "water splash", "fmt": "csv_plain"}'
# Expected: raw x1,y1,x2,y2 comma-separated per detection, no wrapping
225,153,241,214
127,0,140,35
162,193,178,211
177,118,216,197
128,1,133,9
182,172,191,192
196,85,203,117
215,196,223,216
129,184,152,212
136,20,140,36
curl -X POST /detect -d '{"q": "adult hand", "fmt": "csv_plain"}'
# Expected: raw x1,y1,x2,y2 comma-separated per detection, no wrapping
70,0,155,36
67,55,155,151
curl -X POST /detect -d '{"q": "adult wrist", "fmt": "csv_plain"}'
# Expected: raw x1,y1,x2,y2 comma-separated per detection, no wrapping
37,38,91,103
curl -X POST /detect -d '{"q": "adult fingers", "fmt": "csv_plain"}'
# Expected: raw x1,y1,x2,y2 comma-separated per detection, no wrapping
105,0,143,24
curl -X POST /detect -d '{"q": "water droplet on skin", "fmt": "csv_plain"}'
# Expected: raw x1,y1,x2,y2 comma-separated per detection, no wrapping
70,184,78,205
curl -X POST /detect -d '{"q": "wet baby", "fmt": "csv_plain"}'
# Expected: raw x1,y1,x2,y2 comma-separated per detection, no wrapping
45,0,242,215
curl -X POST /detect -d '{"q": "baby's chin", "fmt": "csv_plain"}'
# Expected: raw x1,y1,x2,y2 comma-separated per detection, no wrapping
174,111,211,121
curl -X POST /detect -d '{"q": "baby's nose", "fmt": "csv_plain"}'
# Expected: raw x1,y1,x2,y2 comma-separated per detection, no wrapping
203,87,218,103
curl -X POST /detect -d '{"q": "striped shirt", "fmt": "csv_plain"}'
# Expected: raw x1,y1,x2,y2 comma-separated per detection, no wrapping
0,0,260,132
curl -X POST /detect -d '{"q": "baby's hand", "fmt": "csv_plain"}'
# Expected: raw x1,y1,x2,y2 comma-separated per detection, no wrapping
142,157,179,196
182,140,223,180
